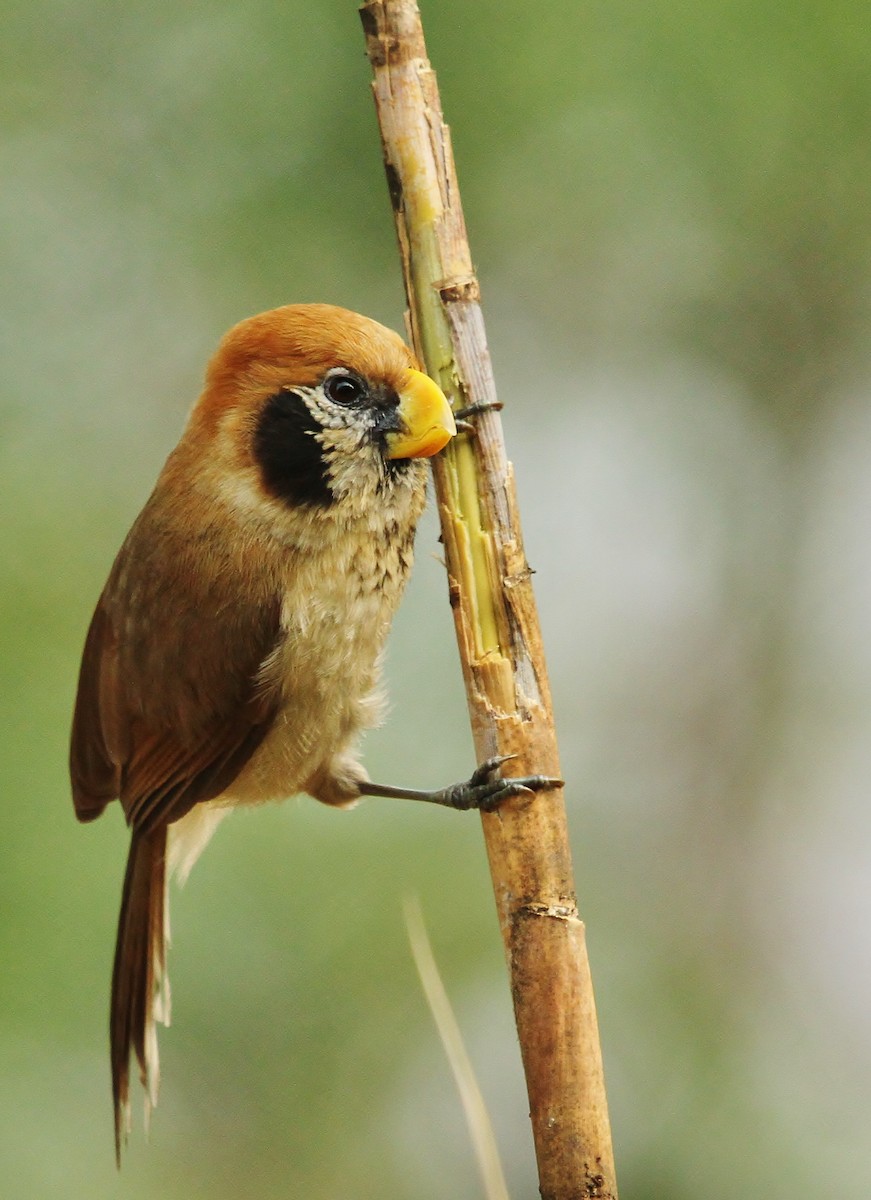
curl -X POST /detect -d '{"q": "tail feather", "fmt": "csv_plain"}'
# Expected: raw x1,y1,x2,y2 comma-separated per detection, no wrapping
111,827,170,1164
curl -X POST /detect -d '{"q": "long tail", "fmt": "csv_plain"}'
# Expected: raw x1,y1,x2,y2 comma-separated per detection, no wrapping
110,826,170,1164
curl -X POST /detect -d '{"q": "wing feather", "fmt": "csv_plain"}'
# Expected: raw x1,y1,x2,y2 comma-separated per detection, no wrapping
70,495,284,834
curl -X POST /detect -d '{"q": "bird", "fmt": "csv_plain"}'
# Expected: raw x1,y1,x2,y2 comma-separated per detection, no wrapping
69,303,557,1160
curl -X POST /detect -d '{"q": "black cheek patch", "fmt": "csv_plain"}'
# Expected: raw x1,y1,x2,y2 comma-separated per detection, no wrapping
253,390,333,508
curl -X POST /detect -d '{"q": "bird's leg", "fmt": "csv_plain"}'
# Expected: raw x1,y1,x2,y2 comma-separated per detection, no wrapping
358,755,562,813
453,400,504,435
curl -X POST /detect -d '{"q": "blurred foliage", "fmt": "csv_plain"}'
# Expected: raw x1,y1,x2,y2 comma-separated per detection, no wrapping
2,0,871,1196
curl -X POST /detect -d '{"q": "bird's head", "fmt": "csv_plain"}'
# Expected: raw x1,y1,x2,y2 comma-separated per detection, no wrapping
183,304,455,520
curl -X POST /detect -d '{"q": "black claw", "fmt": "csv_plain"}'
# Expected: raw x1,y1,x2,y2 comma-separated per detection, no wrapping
478,782,535,813
468,754,516,787
454,401,504,421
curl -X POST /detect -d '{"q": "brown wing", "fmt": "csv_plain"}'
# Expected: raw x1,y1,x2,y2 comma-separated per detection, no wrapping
70,602,124,822
70,496,283,836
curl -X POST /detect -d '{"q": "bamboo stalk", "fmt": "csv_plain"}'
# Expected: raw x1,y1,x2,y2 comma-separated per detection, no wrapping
360,4,618,1198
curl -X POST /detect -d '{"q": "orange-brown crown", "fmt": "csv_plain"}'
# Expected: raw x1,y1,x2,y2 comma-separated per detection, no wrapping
199,304,418,422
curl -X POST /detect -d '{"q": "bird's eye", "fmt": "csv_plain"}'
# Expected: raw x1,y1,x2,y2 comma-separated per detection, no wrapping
324,372,366,406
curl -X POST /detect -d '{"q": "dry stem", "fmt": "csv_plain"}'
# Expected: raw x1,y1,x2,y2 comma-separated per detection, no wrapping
405,897,511,1200
360,3,618,1197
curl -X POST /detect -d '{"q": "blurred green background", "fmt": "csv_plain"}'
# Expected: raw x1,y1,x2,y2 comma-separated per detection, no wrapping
3,0,870,1196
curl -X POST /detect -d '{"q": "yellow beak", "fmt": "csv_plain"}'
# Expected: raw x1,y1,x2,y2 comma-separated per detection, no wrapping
385,369,456,460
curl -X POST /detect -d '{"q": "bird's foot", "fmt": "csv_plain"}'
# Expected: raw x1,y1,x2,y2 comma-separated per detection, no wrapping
454,400,504,435
359,755,562,812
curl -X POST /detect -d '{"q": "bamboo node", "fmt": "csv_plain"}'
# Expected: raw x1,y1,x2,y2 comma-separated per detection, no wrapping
438,277,481,304
521,900,579,922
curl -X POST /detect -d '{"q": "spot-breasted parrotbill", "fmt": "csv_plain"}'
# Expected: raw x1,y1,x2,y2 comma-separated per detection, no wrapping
70,304,556,1158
